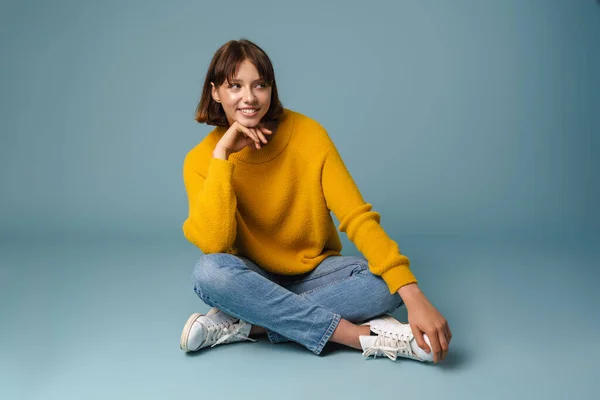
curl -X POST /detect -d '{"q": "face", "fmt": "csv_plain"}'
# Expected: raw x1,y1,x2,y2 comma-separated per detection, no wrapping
211,59,272,127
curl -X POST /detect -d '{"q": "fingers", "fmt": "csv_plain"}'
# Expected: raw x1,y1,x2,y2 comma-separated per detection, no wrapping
427,331,442,364
437,329,449,361
430,322,451,362
250,129,262,149
236,125,262,148
412,327,431,355
254,125,273,145
253,128,269,144
237,125,271,149
258,125,273,135
444,323,452,361
249,127,272,149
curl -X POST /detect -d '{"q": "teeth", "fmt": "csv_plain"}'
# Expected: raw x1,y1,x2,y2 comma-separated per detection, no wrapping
240,109,257,114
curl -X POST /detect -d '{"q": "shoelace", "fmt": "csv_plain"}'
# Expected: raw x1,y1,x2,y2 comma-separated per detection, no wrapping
362,331,414,361
208,321,258,348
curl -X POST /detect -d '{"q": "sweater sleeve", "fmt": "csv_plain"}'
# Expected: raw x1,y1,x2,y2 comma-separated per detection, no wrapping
182,156,238,254
321,143,418,294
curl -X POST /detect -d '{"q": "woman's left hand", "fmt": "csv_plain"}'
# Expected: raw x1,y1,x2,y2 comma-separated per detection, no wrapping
397,283,452,363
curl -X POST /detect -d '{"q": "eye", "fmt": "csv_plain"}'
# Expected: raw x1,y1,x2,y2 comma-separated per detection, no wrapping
228,83,240,89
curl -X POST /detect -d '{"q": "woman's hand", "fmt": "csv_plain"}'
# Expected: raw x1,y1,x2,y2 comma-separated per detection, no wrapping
398,283,452,363
214,121,272,158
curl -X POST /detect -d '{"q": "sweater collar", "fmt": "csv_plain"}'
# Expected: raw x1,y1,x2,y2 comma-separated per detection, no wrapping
215,108,294,164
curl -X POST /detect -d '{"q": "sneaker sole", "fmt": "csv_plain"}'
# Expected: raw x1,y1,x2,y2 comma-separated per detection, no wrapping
180,308,220,352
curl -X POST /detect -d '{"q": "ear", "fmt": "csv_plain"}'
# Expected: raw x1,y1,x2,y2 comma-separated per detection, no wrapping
211,82,220,103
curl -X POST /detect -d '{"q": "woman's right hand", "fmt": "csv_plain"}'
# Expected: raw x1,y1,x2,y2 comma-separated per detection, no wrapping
214,121,272,158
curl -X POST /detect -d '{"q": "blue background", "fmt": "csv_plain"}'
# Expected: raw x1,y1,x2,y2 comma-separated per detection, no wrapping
1,0,598,399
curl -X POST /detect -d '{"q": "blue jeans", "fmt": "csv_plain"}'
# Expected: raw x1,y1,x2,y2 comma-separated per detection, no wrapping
191,253,404,355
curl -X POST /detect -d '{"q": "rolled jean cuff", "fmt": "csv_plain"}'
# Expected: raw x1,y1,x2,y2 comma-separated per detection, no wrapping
312,313,342,355
266,329,289,344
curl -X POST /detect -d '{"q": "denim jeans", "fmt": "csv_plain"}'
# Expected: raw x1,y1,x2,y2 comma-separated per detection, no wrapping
191,253,404,355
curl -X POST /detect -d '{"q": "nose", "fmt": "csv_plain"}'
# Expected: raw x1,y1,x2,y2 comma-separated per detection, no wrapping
243,86,257,103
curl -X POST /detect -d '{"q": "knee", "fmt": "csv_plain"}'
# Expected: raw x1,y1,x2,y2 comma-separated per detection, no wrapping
354,267,404,317
367,279,404,315
191,253,242,297
382,292,404,314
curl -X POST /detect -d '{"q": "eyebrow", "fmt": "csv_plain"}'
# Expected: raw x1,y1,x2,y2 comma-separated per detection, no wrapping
230,78,264,83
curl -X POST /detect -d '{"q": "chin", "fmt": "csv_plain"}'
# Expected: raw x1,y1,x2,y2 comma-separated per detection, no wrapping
240,114,267,127
241,119,259,127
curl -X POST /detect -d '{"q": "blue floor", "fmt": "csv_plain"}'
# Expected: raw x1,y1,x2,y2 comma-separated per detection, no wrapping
2,233,598,399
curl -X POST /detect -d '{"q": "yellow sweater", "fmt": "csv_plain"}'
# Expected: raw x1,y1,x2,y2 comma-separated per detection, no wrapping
182,108,417,294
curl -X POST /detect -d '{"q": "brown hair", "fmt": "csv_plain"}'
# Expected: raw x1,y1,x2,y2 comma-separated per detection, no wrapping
195,39,284,126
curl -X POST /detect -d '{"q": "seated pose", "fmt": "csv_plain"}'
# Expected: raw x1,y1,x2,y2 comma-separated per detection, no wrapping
180,39,451,363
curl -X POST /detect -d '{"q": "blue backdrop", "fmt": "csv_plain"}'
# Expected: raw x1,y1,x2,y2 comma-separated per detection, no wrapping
1,2,599,399
1,0,597,240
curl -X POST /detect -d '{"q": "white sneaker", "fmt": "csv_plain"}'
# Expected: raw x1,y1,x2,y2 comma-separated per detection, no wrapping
359,314,434,362
180,307,257,352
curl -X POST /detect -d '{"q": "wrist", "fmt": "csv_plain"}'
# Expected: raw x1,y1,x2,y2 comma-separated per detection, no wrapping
397,283,422,302
212,146,230,160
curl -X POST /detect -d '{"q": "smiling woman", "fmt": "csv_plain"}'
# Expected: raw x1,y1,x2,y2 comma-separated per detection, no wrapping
179,38,451,364
194,40,283,128
211,60,271,126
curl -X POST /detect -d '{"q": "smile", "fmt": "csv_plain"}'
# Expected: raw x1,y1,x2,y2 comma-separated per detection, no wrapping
239,109,259,116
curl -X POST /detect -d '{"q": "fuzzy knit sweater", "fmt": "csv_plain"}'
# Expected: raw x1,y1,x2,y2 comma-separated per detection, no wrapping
182,108,417,294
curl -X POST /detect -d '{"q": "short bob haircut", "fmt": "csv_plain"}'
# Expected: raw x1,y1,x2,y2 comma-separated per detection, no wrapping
195,39,284,127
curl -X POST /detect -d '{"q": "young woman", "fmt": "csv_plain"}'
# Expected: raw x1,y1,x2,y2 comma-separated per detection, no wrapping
180,39,451,363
